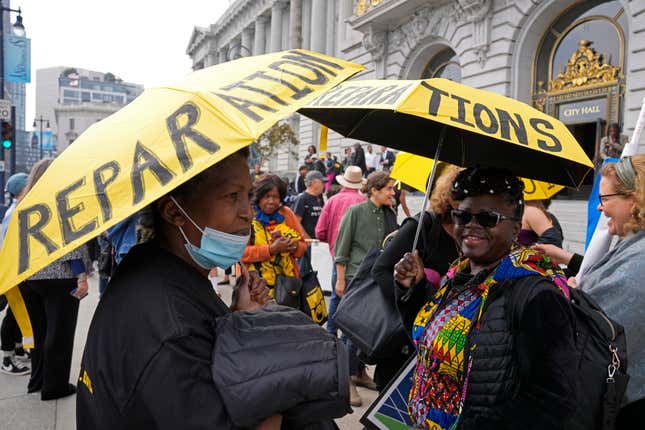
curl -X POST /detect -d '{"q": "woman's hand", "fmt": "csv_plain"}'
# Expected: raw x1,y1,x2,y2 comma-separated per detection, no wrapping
73,273,89,299
232,265,270,311
269,237,292,255
394,251,424,289
248,271,271,306
567,276,578,288
256,414,282,429
335,277,346,297
532,243,573,266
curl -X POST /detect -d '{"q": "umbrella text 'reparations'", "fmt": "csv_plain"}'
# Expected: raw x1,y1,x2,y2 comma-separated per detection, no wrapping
15,102,220,274
420,81,562,153
213,51,346,123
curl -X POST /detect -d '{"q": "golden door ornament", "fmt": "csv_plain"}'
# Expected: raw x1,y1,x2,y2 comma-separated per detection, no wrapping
547,40,622,93
354,0,385,17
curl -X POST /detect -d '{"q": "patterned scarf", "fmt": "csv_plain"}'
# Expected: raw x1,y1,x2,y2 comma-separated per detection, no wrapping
409,247,569,430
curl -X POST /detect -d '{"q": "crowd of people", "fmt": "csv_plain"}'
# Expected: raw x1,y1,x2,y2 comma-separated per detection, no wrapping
1,139,643,430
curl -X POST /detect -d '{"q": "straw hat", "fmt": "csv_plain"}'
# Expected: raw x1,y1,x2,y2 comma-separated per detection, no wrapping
336,166,366,189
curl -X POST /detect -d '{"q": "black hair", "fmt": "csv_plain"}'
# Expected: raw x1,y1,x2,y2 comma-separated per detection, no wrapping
252,173,287,207
451,166,525,218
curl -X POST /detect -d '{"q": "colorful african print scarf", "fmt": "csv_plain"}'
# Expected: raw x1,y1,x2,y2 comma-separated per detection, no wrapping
408,247,568,430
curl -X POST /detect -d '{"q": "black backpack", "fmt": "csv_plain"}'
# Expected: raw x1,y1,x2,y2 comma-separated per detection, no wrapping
509,284,629,430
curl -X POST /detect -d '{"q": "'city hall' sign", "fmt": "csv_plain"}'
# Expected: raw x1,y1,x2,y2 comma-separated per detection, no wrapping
558,98,606,124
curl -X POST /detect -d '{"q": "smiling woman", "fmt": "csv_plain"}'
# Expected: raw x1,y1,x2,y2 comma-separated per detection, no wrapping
394,167,578,429
535,155,645,426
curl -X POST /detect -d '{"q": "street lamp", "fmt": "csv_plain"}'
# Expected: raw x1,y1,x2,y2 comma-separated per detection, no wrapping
0,5,25,200
33,116,49,160
0,5,26,98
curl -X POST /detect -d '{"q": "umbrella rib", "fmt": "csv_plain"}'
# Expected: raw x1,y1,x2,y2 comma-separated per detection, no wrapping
345,109,387,138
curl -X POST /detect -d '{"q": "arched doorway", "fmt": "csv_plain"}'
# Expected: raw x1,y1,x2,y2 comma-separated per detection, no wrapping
420,48,462,81
532,1,627,185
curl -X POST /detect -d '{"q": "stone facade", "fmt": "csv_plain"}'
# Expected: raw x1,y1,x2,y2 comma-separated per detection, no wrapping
187,0,645,172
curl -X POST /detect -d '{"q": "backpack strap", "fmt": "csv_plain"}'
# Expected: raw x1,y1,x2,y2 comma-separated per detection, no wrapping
505,277,537,333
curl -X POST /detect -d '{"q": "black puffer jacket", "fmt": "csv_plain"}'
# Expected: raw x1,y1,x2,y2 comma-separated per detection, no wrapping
211,305,350,429
396,269,578,429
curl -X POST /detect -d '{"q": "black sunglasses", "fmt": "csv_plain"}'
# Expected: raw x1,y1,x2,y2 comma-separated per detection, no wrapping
451,208,518,228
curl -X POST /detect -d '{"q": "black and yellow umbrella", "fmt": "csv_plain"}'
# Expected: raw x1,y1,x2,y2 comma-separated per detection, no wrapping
300,78,592,249
0,50,363,344
300,78,593,187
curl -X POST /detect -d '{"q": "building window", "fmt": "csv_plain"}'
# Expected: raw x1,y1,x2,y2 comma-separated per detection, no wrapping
63,89,79,98
69,118,75,130
82,92,91,102
420,48,461,82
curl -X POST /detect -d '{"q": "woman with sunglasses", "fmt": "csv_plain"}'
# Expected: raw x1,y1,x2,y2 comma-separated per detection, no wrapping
534,155,645,426
394,167,577,430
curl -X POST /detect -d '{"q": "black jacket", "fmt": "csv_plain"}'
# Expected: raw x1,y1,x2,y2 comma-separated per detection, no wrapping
373,212,459,304
77,242,235,430
350,148,367,173
211,306,350,429
396,267,578,429
370,213,460,387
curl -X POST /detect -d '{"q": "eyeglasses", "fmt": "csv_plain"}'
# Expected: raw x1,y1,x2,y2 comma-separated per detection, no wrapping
451,208,518,228
598,192,627,207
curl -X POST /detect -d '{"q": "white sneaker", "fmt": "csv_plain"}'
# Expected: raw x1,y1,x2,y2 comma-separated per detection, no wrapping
0,357,30,375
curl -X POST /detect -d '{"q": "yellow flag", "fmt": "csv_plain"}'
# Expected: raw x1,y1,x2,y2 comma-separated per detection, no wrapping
319,125,329,151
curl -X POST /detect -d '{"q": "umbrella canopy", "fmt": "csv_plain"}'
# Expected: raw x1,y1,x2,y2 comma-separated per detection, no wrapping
299,78,593,187
391,152,565,201
0,50,363,298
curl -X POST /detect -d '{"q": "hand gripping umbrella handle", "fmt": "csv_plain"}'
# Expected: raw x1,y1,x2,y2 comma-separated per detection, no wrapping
412,126,447,252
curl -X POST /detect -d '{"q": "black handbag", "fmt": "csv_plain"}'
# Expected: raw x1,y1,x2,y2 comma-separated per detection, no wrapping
333,247,405,365
300,270,328,325
273,254,302,309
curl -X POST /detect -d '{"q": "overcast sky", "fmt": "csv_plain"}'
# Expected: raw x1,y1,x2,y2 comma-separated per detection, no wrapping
18,0,230,127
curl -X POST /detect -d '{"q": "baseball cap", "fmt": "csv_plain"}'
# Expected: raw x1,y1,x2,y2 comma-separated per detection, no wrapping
305,170,328,184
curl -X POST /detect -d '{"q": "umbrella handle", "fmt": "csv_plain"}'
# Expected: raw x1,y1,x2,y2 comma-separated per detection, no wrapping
411,126,447,252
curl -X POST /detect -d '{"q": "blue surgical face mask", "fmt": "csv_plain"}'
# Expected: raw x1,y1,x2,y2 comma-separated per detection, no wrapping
170,196,250,270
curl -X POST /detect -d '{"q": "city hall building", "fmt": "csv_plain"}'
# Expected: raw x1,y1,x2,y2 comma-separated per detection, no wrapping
187,0,645,179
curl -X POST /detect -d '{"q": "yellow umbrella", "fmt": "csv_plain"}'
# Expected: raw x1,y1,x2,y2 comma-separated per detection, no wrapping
300,78,593,187
390,152,565,201
1,50,363,344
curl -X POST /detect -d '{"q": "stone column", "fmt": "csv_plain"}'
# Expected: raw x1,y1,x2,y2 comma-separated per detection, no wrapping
205,52,218,67
254,16,268,55
241,27,253,56
325,0,335,55
310,0,326,53
289,0,302,49
219,46,227,63
270,1,286,52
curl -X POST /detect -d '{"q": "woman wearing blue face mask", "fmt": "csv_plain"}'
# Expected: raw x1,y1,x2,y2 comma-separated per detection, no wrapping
77,148,282,429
